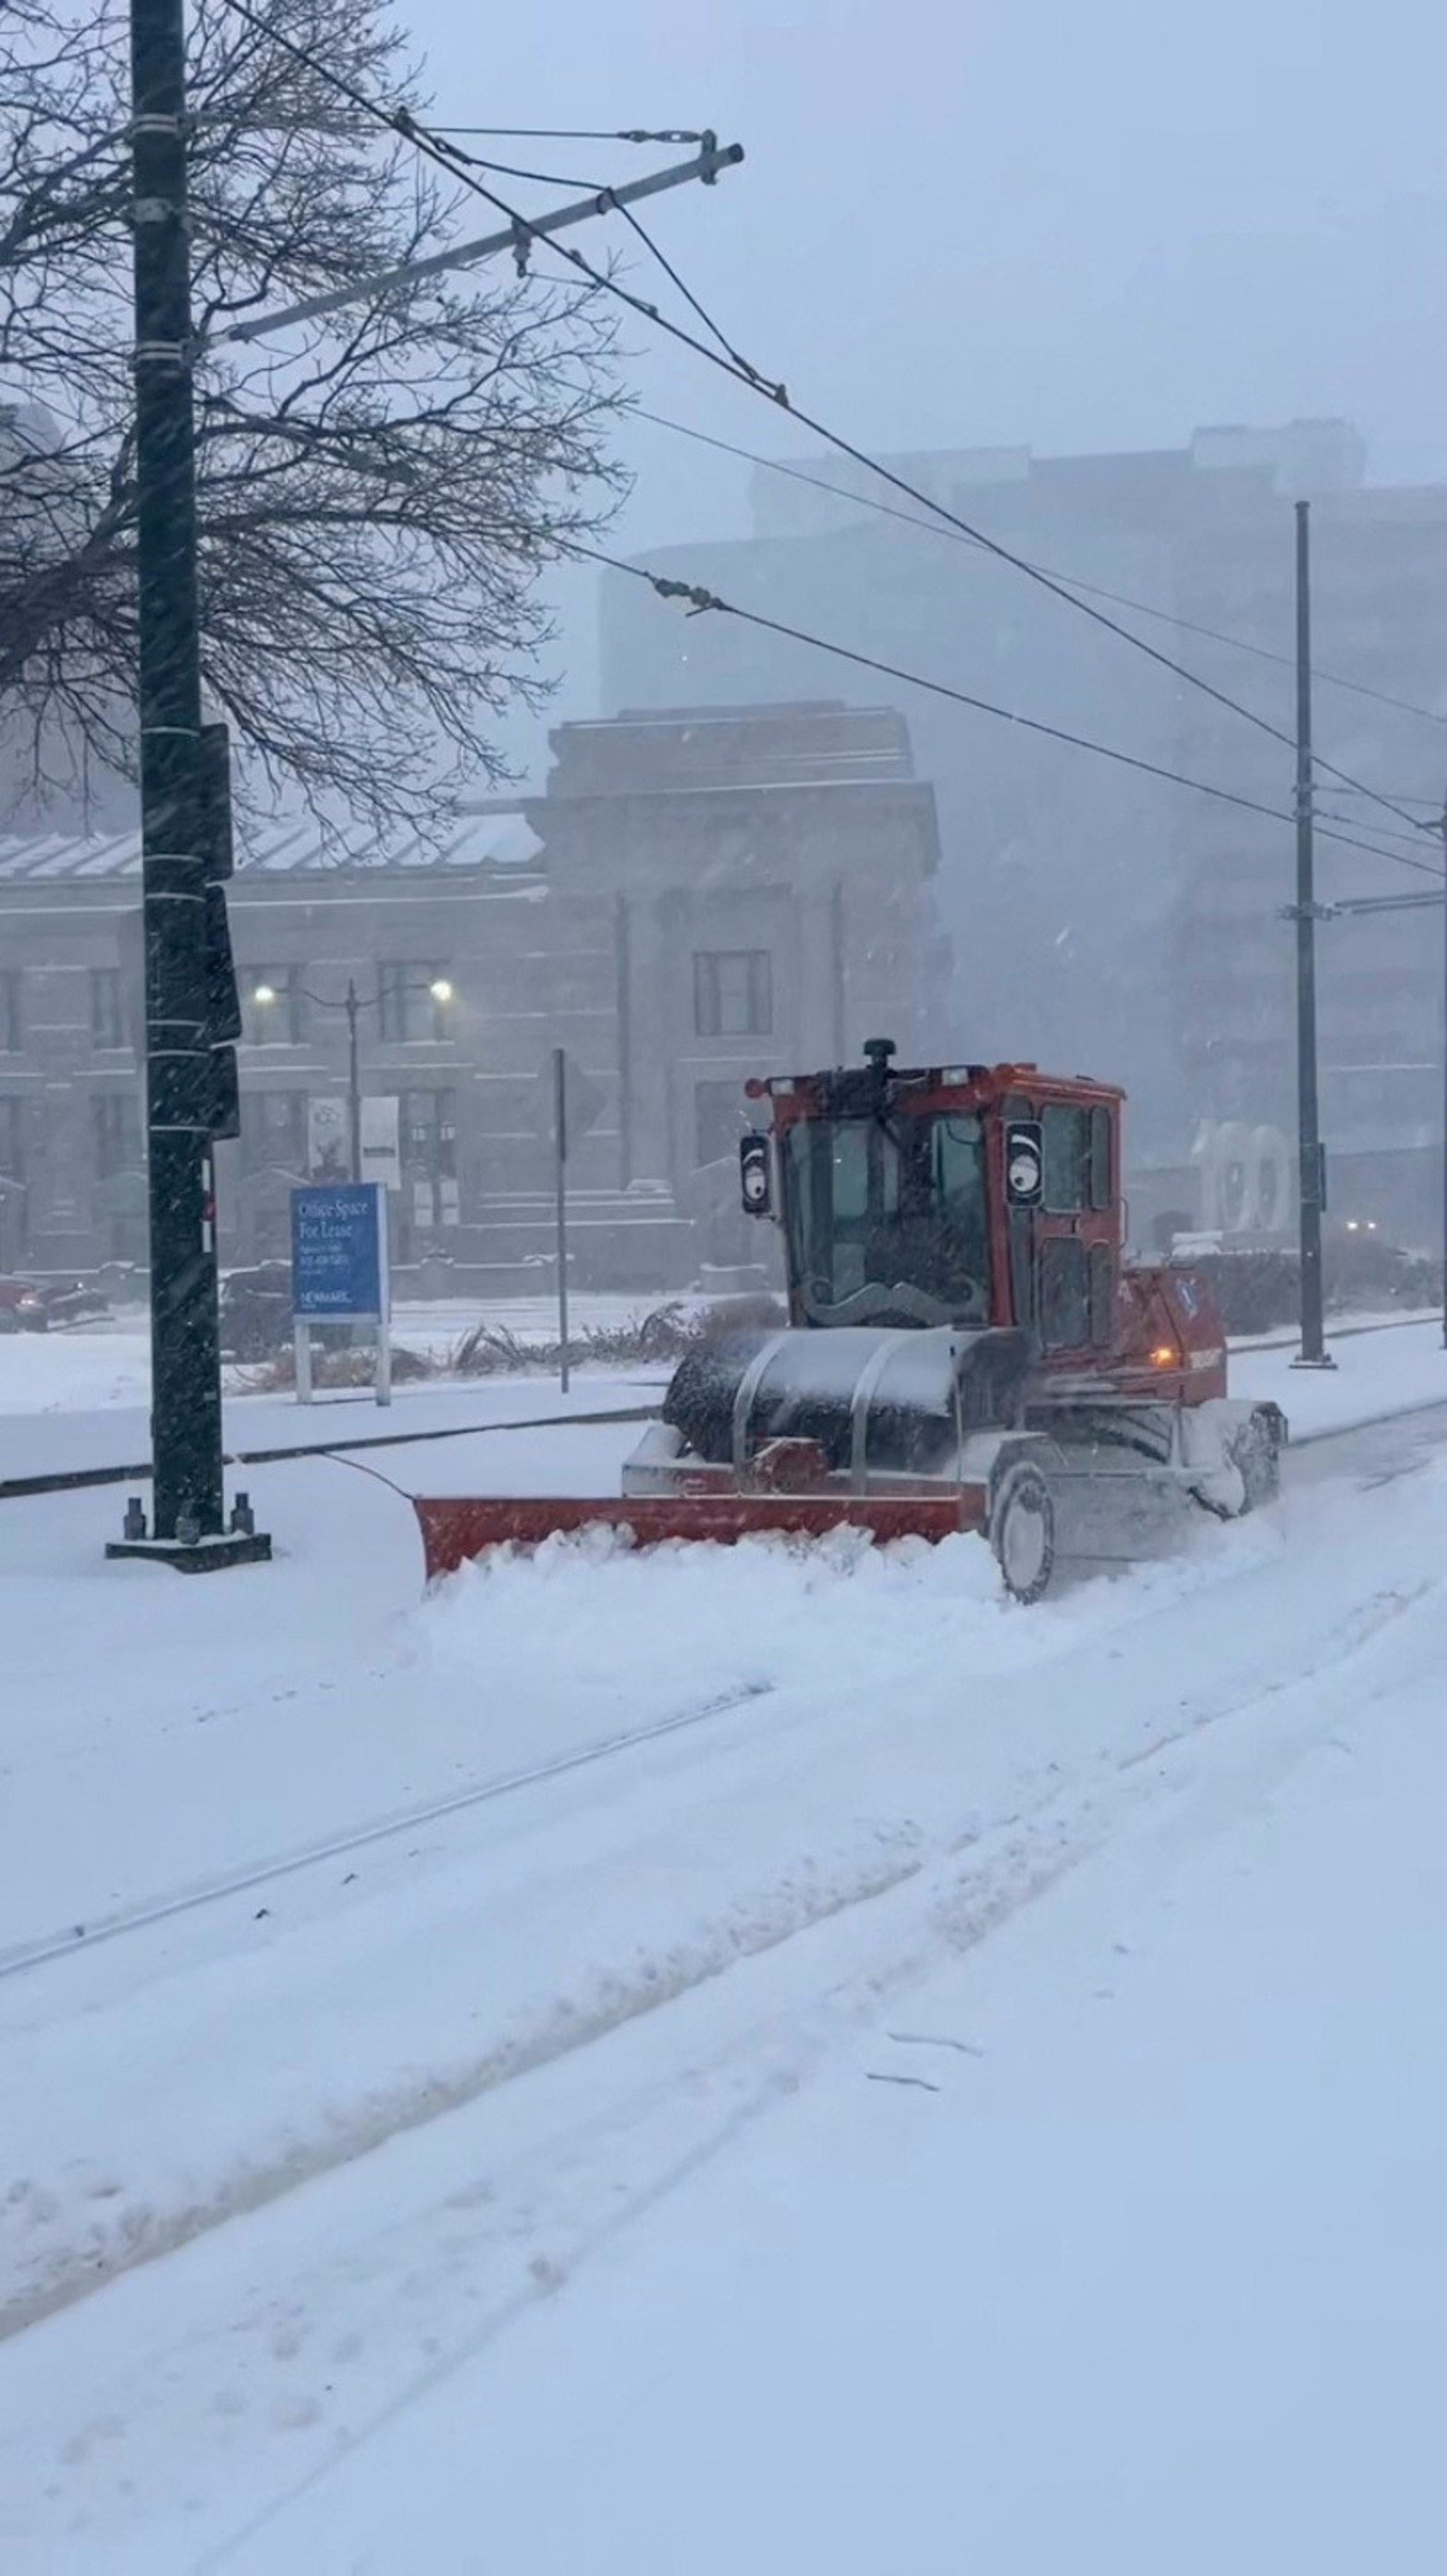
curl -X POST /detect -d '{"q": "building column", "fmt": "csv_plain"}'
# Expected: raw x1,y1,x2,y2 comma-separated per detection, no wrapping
622,892,676,1186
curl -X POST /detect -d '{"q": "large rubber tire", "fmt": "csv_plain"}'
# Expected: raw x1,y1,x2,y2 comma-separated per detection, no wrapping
989,1458,1057,1604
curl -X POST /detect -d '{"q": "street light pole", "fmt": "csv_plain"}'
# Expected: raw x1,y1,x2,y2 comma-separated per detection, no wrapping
1291,499,1332,1368
346,978,362,1184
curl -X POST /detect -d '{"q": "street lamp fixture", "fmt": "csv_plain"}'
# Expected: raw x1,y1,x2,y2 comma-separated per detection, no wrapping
243,972,459,1181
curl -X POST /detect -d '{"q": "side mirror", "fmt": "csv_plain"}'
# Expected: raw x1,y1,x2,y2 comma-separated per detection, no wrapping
739,1132,772,1218
1004,1119,1044,1208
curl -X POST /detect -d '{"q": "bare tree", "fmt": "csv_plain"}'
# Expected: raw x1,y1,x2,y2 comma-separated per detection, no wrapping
0,0,626,830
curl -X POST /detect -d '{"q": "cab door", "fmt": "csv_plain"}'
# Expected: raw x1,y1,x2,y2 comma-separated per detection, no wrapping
1028,1096,1118,1366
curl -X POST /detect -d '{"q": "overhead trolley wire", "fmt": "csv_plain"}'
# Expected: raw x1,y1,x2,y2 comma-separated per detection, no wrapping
632,406,1447,745
213,0,1447,882
567,540,1447,880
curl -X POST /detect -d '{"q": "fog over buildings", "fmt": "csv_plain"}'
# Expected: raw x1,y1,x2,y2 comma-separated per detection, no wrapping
6,0,1447,1259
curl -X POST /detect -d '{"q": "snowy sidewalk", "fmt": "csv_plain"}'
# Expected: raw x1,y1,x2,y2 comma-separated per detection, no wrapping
0,1292,677,1421
1231,1308,1446,1439
0,1360,659,1485
3,1307,1443,1487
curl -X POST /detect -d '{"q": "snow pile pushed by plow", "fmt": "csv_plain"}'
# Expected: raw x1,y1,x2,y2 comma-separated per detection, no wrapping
424,1515,1004,1688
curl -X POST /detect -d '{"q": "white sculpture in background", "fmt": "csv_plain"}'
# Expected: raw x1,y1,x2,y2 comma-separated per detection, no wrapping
1191,1120,1294,1240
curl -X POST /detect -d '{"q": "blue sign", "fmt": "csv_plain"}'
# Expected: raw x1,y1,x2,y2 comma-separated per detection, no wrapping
291,1184,386,1319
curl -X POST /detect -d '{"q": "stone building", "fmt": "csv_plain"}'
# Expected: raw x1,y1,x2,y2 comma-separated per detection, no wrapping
0,700,947,1289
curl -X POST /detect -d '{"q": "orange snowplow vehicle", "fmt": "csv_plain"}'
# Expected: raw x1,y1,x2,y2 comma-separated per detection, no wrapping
415,1042,1285,1602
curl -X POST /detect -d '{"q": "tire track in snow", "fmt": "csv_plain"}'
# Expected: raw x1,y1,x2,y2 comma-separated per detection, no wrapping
73,1576,1441,2576
3,1564,1429,2344
0,1680,776,1985
2,1815,928,2340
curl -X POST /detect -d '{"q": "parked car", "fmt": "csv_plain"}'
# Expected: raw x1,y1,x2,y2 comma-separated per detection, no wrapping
0,1275,113,1331
218,1261,292,1362
0,1276,48,1332
219,1262,355,1362
38,1279,111,1326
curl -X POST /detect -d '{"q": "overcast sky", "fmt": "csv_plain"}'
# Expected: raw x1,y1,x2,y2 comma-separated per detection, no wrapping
407,0,1447,771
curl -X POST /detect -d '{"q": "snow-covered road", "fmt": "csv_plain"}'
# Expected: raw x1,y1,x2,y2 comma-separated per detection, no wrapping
2,1384,1447,2569
248,1538,1446,2576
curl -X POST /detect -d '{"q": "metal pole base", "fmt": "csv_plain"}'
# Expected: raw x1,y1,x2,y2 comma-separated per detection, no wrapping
1290,1354,1338,1370
105,1529,273,1573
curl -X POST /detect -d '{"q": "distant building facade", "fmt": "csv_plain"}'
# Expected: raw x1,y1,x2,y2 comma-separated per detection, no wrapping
0,701,947,1287
602,420,1447,1242
0,396,137,838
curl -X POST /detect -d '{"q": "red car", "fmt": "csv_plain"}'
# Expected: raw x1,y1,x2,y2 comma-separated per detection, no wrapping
0,1277,48,1332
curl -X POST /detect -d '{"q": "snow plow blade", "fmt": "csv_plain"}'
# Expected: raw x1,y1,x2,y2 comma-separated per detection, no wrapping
413,1490,980,1583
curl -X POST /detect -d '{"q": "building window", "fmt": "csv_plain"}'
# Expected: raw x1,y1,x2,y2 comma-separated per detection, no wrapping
245,967,303,1045
0,1096,24,1179
403,1088,458,1166
402,1088,459,1231
1040,1236,1089,1350
0,974,20,1054
0,1097,26,1265
694,1079,746,1169
240,1089,309,1174
379,963,448,1043
92,967,125,1049
693,950,772,1038
92,1092,141,1178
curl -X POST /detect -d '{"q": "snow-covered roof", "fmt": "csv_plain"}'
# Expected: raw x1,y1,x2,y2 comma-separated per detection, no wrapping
0,810,541,884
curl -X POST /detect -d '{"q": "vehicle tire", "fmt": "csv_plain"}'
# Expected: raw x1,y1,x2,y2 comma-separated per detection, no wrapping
989,1457,1056,1605
1232,1410,1281,1515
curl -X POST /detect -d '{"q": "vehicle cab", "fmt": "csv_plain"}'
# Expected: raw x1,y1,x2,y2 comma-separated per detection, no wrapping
742,1043,1124,1372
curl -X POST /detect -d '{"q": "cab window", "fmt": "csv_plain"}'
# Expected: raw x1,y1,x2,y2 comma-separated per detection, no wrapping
1040,1237,1089,1349
1042,1104,1090,1212
1089,1242,1115,1345
1003,1093,1036,1329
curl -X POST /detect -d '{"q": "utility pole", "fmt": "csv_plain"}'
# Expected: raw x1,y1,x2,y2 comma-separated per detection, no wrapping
110,0,266,1567
553,1046,570,1395
346,980,362,1184
1291,500,1332,1368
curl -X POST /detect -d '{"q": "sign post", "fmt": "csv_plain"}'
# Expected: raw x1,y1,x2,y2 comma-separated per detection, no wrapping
289,1182,391,1406
553,1046,570,1395
534,1049,607,1397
